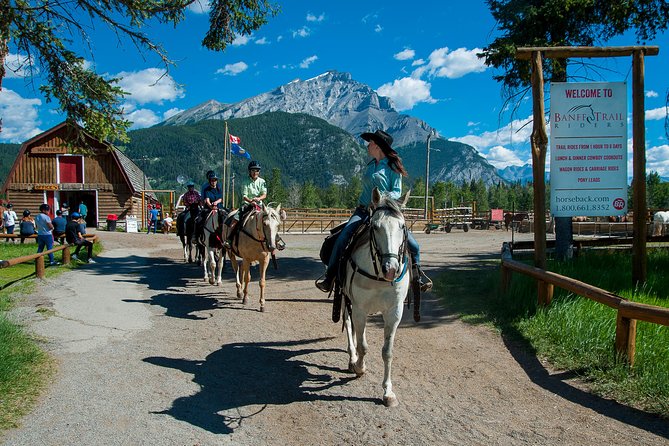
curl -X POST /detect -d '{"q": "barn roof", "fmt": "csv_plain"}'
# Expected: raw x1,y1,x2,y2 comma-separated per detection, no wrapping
0,121,153,197
113,149,152,196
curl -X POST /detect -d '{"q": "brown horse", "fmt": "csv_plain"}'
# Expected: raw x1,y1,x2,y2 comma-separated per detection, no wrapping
223,203,286,312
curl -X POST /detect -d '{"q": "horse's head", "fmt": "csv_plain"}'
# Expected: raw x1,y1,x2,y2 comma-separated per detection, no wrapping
369,188,408,282
260,203,286,251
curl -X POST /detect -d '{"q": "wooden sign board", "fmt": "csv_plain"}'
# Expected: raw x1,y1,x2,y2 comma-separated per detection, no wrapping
33,184,59,191
31,146,67,154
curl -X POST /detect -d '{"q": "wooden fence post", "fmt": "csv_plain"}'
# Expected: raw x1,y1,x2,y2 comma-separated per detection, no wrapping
63,245,71,264
35,256,45,279
615,311,637,366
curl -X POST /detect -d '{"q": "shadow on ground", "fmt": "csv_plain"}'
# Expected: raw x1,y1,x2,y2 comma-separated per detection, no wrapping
144,337,377,434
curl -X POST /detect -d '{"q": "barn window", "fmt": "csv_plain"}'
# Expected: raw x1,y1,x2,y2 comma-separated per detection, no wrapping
58,156,83,183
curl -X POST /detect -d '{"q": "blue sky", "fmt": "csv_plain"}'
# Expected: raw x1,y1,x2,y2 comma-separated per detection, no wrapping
2,1,669,176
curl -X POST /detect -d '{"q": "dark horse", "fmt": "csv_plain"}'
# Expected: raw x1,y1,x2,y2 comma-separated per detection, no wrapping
177,203,203,264
503,212,529,231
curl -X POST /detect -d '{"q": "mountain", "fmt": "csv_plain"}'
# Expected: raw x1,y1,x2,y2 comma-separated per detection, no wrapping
161,71,433,148
498,164,534,184
158,70,505,185
124,112,368,190
400,139,504,186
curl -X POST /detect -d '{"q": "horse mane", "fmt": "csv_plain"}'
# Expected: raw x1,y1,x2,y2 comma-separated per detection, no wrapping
374,194,404,219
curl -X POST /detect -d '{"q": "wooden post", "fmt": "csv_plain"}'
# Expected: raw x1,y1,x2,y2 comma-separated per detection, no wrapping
63,245,71,264
615,312,637,366
35,256,45,279
530,51,548,274
632,49,647,286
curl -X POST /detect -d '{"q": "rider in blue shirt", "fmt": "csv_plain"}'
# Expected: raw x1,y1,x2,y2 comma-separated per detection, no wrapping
316,130,431,293
202,171,224,210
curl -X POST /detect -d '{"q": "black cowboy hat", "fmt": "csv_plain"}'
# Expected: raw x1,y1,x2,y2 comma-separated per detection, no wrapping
361,129,395,154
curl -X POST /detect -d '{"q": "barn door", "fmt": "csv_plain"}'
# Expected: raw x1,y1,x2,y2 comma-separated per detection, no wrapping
58,156,83,183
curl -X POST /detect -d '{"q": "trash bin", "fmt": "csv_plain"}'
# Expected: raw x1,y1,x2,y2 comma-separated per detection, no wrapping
106,214,118,231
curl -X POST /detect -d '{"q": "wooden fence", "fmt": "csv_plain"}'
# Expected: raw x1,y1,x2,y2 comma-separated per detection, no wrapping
500,246,669,366
0,235,98,279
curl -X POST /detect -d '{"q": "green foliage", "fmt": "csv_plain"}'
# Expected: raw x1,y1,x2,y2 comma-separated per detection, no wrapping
2,0,278,144
481,0,669,92
0,143,20,186
439,248,669,417
124,112,367,192
647,171,669,208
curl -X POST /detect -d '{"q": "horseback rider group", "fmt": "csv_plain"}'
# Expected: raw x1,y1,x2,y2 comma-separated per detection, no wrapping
178,128,431,296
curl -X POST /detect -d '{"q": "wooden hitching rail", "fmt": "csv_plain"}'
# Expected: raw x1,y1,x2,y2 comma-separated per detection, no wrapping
0,235,98,279
500,255,669,366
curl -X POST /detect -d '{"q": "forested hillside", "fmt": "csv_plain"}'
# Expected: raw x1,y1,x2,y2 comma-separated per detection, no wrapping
0,144,21,185
123,112,367,191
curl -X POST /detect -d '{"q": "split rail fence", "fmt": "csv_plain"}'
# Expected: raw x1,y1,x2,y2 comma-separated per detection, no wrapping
0,234,98,279
500,248,669,366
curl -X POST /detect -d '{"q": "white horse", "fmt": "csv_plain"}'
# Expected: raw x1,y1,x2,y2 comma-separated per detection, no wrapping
340,188,411,407
652,211,669,237
224,203,286,312
200,208,228,285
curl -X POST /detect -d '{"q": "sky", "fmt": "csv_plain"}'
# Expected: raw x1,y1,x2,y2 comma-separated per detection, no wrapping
2,1,669,176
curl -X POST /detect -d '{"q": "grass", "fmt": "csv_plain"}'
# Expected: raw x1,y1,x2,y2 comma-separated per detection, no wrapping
0,237,103,432
436,248,669,418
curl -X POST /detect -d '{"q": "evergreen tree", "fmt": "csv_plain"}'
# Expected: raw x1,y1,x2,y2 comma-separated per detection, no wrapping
267,167,288,205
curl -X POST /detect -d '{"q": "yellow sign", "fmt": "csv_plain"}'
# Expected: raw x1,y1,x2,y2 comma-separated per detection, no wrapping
33,184,59,191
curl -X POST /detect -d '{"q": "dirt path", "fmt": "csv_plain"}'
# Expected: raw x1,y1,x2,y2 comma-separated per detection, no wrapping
3,229,668,445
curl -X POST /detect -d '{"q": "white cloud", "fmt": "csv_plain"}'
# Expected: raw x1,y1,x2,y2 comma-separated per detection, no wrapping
452,115,534,151
187,0,210,13
394,49,415,61
646,106,667,120
484,145,529,169
126,108,160,129
163,108,183,120
216,61,248,76
377,77,434,111
277,35,283,42
467,121,480,127
3,52,34,78
299,55,318,69
421,47,487,79
116,68,185,105
0,89,42,142
646,90,659,98
292,27,311,38
255,37,269,45
375,24,383,33
306,13,325,22
412,58,425,67
232,34,253,46
647,144,669,177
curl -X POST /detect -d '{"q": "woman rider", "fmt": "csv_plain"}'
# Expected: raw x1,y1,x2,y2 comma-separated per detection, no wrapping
316,129,432,293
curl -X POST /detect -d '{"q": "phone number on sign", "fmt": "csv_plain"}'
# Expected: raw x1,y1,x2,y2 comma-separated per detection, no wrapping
557,204,610,212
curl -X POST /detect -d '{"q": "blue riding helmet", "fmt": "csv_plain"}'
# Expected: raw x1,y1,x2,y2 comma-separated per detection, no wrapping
71,212,81,219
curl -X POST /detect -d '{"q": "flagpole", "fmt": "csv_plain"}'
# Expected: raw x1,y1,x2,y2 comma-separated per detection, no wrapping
223,122,228,207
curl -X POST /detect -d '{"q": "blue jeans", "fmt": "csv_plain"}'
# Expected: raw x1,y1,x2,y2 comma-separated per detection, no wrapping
325,207,421,279
37,234,55,264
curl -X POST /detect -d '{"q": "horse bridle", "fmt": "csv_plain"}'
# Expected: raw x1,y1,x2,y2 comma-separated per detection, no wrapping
365,206,409,283
240,209,276,252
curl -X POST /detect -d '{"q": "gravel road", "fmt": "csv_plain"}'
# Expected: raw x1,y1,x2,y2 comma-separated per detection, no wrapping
3,228,668,445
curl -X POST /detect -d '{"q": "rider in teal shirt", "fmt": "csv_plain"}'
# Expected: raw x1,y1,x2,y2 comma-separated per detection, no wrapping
316,130,431,293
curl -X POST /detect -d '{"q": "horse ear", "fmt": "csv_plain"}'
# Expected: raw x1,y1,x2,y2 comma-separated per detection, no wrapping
372,187,381,207
399,189,411,208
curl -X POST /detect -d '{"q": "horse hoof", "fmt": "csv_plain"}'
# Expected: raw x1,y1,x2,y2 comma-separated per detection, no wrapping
383,395,399,408
208,278,215,285
260,306,265,312
242,298,248,305
348,362,356,373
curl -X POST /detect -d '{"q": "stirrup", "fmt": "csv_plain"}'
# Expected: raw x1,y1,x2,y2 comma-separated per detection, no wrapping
315,275,334,293
418,267,433,292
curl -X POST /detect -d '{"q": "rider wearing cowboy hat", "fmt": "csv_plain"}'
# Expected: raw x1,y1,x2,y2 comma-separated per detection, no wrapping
316,129,432,293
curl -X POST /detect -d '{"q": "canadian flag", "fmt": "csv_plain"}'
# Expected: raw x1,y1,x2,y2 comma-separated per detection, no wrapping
229,134,241,145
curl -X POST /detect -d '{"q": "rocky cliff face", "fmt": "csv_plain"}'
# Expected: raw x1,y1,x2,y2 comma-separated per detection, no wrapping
159,71,505,185
161,71,434,147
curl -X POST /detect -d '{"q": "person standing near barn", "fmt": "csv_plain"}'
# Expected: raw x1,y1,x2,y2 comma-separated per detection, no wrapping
3,203,17,242
35,204,59,266
78,200,88,225
315,129,431,293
